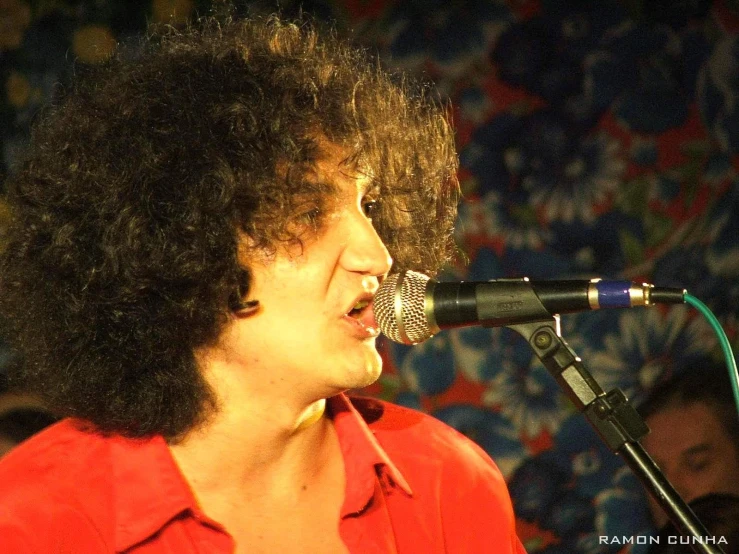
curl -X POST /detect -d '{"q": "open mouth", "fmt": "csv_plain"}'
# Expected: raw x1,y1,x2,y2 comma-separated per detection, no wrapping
348,299,370,318
343,296,380,338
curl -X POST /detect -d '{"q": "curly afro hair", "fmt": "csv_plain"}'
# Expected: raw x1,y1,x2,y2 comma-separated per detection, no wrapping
0,14,460,440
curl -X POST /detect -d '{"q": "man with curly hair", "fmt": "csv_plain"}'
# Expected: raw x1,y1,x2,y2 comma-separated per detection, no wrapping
0,13,525,553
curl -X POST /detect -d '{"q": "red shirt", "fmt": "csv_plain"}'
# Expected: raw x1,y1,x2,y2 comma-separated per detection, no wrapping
0,394,525,553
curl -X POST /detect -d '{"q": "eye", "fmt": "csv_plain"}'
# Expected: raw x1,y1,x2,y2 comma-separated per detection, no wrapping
362,199,378,218
684,452,711,473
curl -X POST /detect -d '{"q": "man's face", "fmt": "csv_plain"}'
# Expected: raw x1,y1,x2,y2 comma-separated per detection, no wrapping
642,401,739,527
215,143,393,404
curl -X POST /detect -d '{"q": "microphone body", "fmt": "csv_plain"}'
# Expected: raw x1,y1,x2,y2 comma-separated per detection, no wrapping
374,271,686,345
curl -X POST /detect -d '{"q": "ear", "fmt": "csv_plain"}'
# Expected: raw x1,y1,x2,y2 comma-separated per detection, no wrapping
230,299,260,316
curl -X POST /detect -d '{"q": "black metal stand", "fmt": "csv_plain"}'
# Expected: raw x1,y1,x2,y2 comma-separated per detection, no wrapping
506,318,726,554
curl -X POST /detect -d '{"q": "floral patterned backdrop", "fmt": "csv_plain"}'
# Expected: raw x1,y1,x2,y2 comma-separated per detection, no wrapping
1,1,738,552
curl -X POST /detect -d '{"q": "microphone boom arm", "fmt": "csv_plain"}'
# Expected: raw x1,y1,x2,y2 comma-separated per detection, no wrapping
505,317,725,554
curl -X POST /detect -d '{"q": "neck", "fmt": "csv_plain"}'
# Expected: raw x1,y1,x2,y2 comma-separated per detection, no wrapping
171,397,332,480
294,398,327,431
168,359,339,508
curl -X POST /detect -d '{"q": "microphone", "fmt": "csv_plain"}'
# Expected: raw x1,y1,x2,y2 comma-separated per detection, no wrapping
374,270,686,345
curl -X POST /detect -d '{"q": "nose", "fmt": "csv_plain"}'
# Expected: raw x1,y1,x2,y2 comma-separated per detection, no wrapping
341,212,393,277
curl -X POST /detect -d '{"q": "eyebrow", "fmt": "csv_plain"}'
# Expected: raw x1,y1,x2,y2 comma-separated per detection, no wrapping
318,174,377,198
362,180,380,196
681,443,713,458
336,161,376,195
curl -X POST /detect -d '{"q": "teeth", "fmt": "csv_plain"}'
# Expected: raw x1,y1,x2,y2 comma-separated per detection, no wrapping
353,299,369,311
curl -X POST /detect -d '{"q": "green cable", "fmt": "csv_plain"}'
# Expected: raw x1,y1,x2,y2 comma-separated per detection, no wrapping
685,293,739,419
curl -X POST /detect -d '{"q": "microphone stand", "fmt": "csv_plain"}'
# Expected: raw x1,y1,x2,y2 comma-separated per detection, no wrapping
505,317,726,554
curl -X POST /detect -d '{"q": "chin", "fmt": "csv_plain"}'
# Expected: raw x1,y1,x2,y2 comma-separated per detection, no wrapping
361,362,383,388
338,351,383,391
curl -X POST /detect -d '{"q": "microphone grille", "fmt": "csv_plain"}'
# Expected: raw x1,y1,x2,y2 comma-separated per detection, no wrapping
374,270,433,344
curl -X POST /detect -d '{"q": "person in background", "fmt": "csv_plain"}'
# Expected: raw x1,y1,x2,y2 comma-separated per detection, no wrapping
0,10,525,553
639,362,739,528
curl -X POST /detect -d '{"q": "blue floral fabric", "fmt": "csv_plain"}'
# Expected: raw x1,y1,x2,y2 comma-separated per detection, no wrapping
1,1,738,552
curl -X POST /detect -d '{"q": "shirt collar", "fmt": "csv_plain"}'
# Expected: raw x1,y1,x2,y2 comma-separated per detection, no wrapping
110,392,412,550
110,432,196,552
328,393,413,516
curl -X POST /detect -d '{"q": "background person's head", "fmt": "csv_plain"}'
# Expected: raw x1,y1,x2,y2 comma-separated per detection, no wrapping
639,362,739,528
0,14,459,443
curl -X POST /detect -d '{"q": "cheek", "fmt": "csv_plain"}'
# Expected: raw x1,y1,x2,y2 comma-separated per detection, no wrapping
711,457,739,489
679,461,737,500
